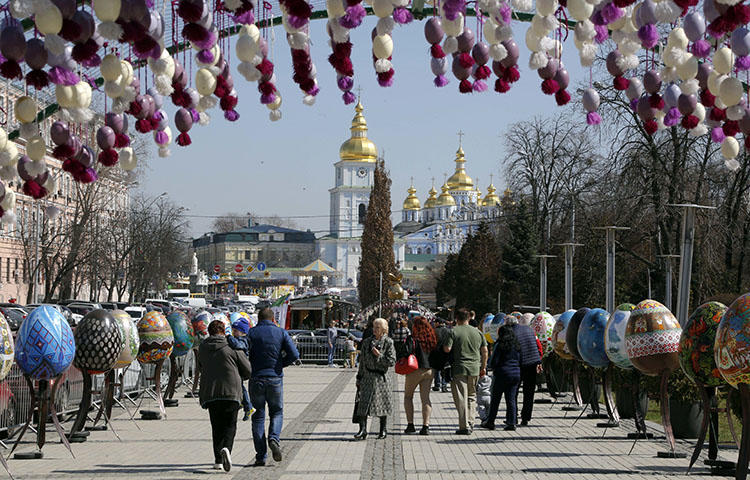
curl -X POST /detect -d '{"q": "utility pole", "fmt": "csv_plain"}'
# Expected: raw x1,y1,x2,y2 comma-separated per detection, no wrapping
593,226,629,313
534,254,555,312
656,254,680,312
555,243,583,311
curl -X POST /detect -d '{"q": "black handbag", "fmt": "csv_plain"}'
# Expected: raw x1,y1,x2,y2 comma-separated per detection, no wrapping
352,387,362,423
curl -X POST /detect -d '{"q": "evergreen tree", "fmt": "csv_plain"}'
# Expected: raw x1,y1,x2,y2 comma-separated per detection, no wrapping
455,223,502,314
358,160,396,307
500,198,538,311
435,253,459,306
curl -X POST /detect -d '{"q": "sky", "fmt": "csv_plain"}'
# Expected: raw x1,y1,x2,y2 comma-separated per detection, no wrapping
137,15,589,237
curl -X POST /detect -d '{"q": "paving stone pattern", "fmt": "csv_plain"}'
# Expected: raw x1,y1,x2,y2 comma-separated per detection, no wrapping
0,365,738,479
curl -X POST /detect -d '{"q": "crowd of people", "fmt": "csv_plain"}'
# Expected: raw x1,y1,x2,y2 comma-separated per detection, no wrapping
194,304,545,472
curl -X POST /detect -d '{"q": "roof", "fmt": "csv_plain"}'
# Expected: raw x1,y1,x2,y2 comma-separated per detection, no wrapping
299,259,337,272
192,223,316,247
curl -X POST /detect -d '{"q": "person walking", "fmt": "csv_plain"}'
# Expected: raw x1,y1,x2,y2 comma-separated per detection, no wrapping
480,322,522,431
199,320,253,473
246,308,300,466
513,318,543,426
432,318,451,392
327,321,337,367
353,318,396,441
403,316,437,435
443,308,488,435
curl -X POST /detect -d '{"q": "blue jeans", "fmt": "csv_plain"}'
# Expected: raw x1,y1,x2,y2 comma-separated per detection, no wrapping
250,377,284,462
485,374,520,427
241,382,253,412
327,344,334,365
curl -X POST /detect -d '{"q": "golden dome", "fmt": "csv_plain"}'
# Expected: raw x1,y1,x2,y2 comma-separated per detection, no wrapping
403,184,421,211
424,185,438,209
482,184,501,207
447,146,475,191
339,101,378,162
436,183,456,207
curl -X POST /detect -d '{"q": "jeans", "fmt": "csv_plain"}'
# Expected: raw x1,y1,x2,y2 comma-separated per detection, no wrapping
207,400,240,464
250,376,284,462
485,374,520,427
241,382,253,412
327,344,335,365
519,365,537,423
433,369,445,389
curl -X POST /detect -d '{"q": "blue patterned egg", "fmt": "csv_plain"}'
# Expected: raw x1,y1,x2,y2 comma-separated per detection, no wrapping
482,313,505,344
16,306,75,379
577,308,610,369
74,309,123,374
0,311,13,381
552,310,576,360
167,311,194,357
605,303,635,369
565,308,590,361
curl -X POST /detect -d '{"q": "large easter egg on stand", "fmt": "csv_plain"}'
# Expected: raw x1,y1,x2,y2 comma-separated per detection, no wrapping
212,312,232,335
679,301,727,387
625,300,682,376
112,309,139,369
74,309,123,374
16,306,75,379
605,303,635,370
565,308,590,361
552,310,576,360
137,311,174,364
715,293,750,386
166,311,194,357
0,311,14,381
578,308,610,369
482,313,505,344
532,311,556,358
191,311,211,345
520,313,534,326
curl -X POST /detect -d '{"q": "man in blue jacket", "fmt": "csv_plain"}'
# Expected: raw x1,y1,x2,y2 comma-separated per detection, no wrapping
247,307,300,466
512,321,542,426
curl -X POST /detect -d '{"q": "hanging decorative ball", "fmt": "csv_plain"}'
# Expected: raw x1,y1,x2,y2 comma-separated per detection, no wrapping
716,293,750,387
0,311,13,381
552,310,576,360
166,311,194,357
605,303,635,369
565,307,590,361
577,308,610,369
137,311,174,364
112,309,139,369
73,309,123,374
15,306,75,379
679,301,727,387
625,299,682,376
532,311,556,358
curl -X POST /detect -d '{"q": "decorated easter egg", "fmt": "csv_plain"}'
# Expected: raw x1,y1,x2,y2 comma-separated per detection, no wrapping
605,303,635,369
625,299,682,376
552,310,576,360
482,313,505,343
520,313,534,326
166,311,194,357
715,293,750,386
532,311,556,358
679,301,726,386
565,307,590,361
191,311,211,345
112,309,139,368
16,306,75,379
577,308,610,369
137,311,173,364
0,311,13,381
212,312,232,335
74,309,123,374
509,311,522,320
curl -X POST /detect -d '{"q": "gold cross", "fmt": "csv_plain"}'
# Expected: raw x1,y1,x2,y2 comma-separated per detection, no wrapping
457,130,464,147
356,86,362,101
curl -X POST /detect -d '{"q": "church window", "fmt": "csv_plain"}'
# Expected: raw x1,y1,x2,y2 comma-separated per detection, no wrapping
426,247,432,254
417,248,422,254
358,204,366,224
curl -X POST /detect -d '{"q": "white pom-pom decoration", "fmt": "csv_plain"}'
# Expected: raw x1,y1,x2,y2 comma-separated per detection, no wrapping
489,43,508,61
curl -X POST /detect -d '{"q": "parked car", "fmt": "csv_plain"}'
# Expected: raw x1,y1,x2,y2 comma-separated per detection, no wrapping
23,304,80,327
100,302,118,310
0,308,23,330
124,306,146,320
144,299,171,311
67,303,96,318
57,300,103,309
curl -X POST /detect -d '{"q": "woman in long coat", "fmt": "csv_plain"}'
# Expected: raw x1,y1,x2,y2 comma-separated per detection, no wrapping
353,318,396,440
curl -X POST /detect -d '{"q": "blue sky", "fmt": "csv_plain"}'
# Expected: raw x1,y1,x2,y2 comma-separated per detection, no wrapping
138,15,588,237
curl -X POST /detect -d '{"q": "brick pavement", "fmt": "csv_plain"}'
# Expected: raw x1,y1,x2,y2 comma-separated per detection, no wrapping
0,365,738,479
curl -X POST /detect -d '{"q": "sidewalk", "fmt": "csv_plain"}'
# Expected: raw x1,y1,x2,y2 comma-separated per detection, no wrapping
0,365,734,479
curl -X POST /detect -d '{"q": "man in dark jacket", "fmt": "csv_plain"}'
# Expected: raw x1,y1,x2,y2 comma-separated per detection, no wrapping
227,318,254,421
247,308,300,466
512,320,542,426
199,320,253,473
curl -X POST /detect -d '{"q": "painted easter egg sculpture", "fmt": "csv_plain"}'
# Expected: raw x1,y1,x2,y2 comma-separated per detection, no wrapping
137,311,174,364
520,313,534,326
716,293,750,387
212,312,232,335
112,309,139,369
192,311,211,345
74,309,123,374
166,311,194,357
625,300,682,376
532,311,556,358
578,308,610,369
0,311,14,381
552,310,576,360
16,305,75,379
482,313,505,344
605,303,635,370
565,308,590,361
680,301,727,387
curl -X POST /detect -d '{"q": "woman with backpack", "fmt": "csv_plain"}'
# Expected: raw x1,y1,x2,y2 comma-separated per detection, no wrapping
402,316,437,435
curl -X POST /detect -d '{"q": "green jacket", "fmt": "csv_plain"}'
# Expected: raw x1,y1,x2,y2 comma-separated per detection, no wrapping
198,335,252,408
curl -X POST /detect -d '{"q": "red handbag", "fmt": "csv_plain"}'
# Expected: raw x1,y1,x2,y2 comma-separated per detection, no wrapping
395,338,419,375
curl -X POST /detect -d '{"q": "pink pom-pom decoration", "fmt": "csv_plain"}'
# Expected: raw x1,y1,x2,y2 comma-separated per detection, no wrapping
711,126,727,143
472,80,487,92
393,7,413,24
586,111,602,125
434,75,450,87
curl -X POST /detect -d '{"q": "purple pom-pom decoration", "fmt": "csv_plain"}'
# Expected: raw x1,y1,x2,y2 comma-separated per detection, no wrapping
193,30,218,50
233,10,255,25
594,24,609,44
638,24,659,48
591,10,605,26
586,111,602,125
338,76,354,91
261,93,276,104
663,107,681,126
190,108,200,122
342,90,356,104
711,126,726,143
154,130,169,145
224,110,240,121
378,77,394,87
393,7,413,24
736,55,750,71
690,39,711,58
48,66,81,86
442,0,465,21
197,49,215,64
601,2,624,24
630,97,639,111
288,15,309,29
434,75,449,87
499,3,511,24
340,4,366,28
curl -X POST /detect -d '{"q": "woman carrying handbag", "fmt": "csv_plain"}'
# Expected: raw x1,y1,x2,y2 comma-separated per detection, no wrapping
401,316,437,435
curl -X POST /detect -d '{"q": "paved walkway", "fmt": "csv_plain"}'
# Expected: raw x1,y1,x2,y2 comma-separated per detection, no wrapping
0,366,737,479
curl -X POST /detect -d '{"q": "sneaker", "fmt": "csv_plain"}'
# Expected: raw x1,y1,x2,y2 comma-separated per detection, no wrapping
252,459,266,467
419,425,429,436
455,428,471,435
404,423,416,434
213,464,222,470
220,447,231,472
269,439,282,462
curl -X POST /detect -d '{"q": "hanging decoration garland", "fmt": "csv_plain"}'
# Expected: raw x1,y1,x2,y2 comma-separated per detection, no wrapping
281,0,319,104
424,17,448,87
327,0,357,103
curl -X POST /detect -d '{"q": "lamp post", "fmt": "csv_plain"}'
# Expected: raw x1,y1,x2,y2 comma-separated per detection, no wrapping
534,254,555,312
656,254,680,312
555,243,583,311
593,226,629,313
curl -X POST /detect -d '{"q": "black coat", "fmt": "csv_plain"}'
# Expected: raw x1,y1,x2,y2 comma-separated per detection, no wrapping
198,335,253,408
